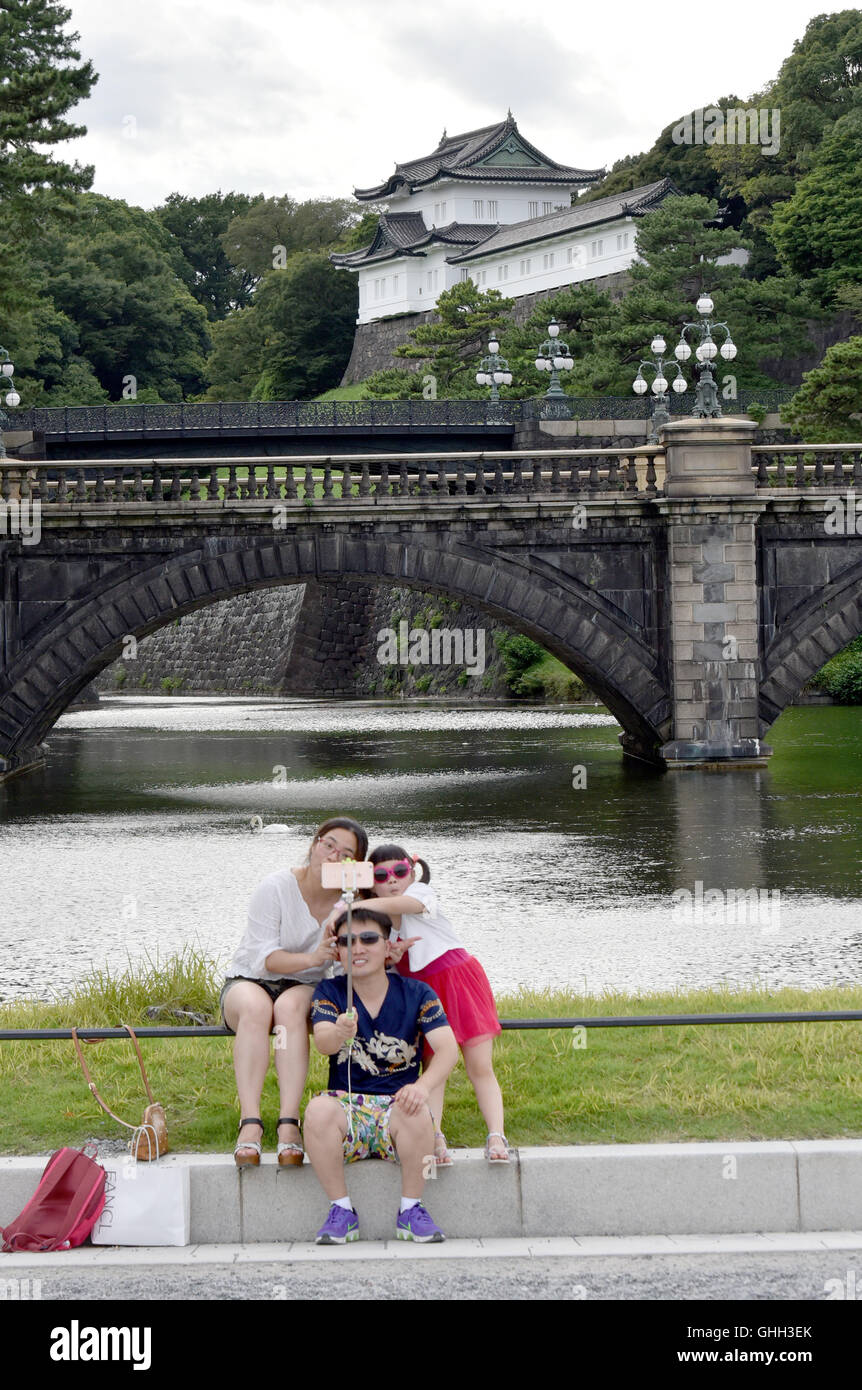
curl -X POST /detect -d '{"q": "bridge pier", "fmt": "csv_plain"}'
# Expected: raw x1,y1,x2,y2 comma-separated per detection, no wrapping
659,418,771,770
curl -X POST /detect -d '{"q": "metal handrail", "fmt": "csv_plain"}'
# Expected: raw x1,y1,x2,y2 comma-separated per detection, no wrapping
2,1010,861,1040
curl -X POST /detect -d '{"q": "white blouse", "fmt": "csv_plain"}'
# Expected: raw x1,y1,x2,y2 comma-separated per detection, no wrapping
227,869,328,984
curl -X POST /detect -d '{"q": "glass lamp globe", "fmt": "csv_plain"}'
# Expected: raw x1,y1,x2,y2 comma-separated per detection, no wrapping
696,294,714,316
563,356,574,370
475,372,486,386
672,376,687,394
553,356,565,370
488,339,500,355
493,371,504,385
534,358,545,371
503,372,513,386
5,390,20,407
650,336,666,356
633,376,648,395
652,376,668,394
675,341,691,362
1,362,14,377
720,340,737,360
548,321,560,338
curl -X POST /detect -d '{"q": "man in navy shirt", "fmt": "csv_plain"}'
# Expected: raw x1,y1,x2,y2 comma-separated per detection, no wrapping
306,907,458,1244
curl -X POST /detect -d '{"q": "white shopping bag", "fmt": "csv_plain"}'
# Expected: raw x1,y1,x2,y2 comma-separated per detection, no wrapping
91,1149,190,1247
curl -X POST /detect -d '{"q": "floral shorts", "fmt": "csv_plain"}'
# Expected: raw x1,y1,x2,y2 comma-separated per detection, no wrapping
324,1091,398,1163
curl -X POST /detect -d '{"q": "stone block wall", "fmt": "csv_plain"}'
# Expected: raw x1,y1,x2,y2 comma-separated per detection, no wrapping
92,580,514,699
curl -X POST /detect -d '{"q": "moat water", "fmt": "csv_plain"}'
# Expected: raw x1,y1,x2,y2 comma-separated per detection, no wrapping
1,698,861,1001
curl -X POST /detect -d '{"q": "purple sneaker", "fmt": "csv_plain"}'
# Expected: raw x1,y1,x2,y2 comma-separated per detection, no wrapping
396,1203,445,1243
316,1204,359,1244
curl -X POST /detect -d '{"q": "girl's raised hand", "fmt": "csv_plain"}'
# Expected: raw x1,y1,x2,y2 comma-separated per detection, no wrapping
387,935,421,965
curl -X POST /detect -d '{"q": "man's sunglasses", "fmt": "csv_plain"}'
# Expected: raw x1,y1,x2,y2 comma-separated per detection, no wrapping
373,861,411,882
336,931,386,947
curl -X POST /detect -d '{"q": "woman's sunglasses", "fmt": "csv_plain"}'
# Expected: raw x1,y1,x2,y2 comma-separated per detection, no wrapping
336,931,386,947
373,861,411,883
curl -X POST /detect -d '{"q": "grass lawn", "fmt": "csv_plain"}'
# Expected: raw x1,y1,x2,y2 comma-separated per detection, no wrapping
2,952,861,1154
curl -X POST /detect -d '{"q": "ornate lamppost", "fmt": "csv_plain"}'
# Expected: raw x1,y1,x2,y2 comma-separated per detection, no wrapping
475,333,513,403
534,318,574,399
0,347,21,459
632,334,688,443
673,294,737,418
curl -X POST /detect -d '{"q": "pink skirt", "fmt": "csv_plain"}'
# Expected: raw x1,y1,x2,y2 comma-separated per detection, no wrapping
405,949,501,1046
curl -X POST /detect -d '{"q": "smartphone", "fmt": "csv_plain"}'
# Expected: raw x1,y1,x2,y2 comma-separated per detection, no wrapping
321,861,374,889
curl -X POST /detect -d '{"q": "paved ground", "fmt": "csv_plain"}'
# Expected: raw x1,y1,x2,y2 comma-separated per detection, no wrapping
4,1234,862,1301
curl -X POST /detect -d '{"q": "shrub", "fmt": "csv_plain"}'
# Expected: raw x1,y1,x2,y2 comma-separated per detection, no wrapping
811,636,862,704
494,631,545,694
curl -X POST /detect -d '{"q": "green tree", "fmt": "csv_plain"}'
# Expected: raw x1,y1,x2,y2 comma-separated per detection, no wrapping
0,0,96,207
365,280,514,398
0,0,97,370
221,195,363,284
251,253,357,400
156,191,264,319
781,336,862,441
204,252,357,401
768,109,862,303
27,194,211,400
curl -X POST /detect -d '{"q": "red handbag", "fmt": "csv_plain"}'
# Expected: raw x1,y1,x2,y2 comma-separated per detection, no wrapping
1,1146,106,1252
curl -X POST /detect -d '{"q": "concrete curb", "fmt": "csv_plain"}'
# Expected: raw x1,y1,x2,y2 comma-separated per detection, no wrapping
2,1140,861,1244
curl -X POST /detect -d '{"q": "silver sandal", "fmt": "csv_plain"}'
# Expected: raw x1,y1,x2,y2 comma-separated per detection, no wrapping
485,1131,510,1163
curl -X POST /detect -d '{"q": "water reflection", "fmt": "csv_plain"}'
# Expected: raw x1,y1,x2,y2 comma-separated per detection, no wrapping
0,700,861,1001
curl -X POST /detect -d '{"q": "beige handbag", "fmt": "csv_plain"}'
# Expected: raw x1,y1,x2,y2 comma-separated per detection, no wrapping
72,1023,170,1161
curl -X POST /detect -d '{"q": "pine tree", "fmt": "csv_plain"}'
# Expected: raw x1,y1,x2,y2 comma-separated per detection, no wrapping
0,0,97,207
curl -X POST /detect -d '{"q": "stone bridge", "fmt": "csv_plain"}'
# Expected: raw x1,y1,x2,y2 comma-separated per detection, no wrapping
1,418,861,781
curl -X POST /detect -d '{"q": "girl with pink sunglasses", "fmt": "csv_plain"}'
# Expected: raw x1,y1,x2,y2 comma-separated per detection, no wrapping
359,842,508,1165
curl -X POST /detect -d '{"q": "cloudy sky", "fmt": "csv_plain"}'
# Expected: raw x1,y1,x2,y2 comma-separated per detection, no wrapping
62,0,833,209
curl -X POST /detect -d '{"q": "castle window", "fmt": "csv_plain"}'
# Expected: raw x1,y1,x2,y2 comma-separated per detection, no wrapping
616,232,630,251
543,202,552,214
520,258,531,275
460,268,468,281
528,201,539,218
543,252,555,270
392,275,399,293
497,264,508,281
591,239,604,258
487,200,498,218
473,199,485,218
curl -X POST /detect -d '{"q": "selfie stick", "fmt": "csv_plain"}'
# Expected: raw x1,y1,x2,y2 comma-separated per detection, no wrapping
339,861,359,1017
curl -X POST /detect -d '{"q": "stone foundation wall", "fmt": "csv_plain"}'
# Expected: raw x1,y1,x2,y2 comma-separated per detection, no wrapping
93,580,513,699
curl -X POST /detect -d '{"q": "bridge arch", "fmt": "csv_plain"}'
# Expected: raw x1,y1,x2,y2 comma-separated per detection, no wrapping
0,529,672,767
760,554,862,727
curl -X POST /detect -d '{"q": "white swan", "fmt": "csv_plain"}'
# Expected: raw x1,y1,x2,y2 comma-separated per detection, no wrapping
249,815,291,834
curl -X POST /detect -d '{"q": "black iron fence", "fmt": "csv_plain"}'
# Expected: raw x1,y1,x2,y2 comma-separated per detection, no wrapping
8,390,796,437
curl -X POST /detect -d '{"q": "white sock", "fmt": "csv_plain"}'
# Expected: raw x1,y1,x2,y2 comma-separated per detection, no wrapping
400,1197,420,1212
333,1196,353,1211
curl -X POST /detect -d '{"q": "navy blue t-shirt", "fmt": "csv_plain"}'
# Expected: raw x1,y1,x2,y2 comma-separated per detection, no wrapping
311,974,449,1095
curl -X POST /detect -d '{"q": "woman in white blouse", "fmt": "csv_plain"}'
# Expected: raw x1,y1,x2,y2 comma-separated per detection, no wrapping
221,816,368,1167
